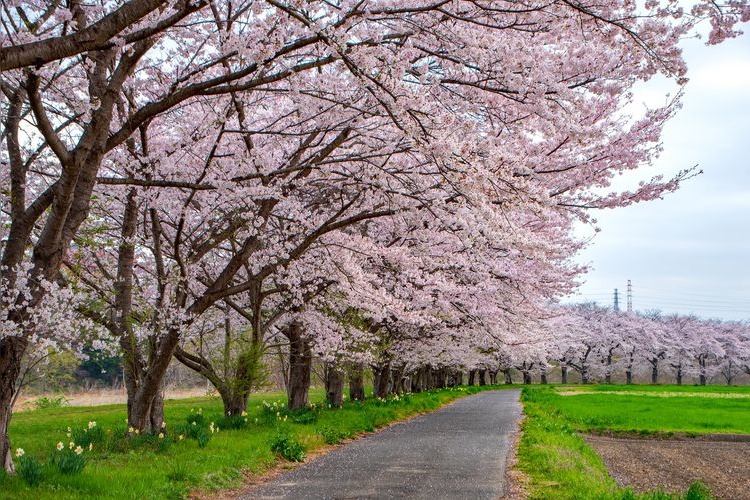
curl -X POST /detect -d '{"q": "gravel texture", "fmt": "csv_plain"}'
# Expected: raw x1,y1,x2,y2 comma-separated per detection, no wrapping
585,435,750,499
241,389,522,499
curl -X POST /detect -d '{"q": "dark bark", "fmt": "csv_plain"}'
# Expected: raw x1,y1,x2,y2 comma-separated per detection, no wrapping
651,358,659,384
522,371,532,385
503,369,513,385
286,321,311,410
604,352,613,384
489,370,498,385
468,369,476,386
0,336,27,473
325,365,344,407
626,369,633,385
373,363,390,398
348,364,365,401
478,369,487,386
540,372,548,385
561,365,568,384
222,391,250,417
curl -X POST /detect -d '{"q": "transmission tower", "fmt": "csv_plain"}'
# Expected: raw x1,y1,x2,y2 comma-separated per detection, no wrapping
627,280,633,313
613,288,620,311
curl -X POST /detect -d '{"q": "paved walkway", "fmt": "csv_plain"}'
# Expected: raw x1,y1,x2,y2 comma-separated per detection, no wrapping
243,389,522,499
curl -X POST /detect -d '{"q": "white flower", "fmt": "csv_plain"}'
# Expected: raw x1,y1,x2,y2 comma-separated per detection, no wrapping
69,441,75,449
15,448,24,457
74,446,83,455
178,435,185,441
56,442,64,451
158,433,164,439
88,421,97,430
241,411,248,417
88,443,93,451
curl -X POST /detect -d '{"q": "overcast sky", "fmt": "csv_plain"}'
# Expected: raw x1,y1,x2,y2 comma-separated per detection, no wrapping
566,30,750,321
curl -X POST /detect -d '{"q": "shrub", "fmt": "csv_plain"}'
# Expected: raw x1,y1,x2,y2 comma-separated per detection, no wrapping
289,407,318,424
270,430,305,462
685,482,712,500
17,454,44,486
71,420,105,448
53,443,87,475
33,395,69,410
217,414,249,430
317,426,349,445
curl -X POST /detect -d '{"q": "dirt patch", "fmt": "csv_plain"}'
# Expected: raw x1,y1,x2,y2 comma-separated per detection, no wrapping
585,435,750,499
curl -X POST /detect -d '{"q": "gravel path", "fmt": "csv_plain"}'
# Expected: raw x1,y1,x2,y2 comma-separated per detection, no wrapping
242,390,522,499
586,435,750,499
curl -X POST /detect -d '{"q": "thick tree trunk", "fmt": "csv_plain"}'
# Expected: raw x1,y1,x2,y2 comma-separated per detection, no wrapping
522,371,532,385
478,369,487,386
489,370,498,385
651,362,658,384
348,364,365,401
286,321,311,410
325,365,344,407
503,369,513,385
561,365,568,384
468,369,476,386
221,389,250,417
605,353,613,384
626,369,633,385
0,336,27,473
373,363,390,398
676,370,683,386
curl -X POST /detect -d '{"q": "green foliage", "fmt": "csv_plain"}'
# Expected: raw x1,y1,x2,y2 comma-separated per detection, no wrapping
52,446,87,475
288,407,318,424
217,414,249,430
685,482,712,500
32,395,69,410
71,422,105,448
231,344,270,395
269,429,306,462
17,455,44,486
317,426,350,445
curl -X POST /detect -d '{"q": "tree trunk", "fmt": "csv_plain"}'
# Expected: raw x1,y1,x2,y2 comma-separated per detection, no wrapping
325,365,344,407
373,363,390,398
503,369,513,385
468,370,476,386
651,361,658,384
478,369,487,386
676,369,683,386
605,353,613,384
0,336,27,473
221,389,250,417
348,364,365,401
522,371,532,385
489,370,498,385
626,368,633,385
561,365,568,384
286,321,311,410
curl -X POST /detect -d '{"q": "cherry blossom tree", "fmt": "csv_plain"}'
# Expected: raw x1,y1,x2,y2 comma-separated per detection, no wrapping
2,0,749,473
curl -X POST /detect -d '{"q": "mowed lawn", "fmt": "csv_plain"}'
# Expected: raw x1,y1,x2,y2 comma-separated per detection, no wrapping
547,384,750,434
3,386,491,499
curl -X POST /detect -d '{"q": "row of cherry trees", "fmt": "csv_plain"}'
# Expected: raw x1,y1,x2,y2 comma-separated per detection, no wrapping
1,0,748,473
510,305,750,386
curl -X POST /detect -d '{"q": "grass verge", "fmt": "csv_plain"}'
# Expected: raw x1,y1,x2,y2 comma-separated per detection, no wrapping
5,385,495,499
517,386,713,500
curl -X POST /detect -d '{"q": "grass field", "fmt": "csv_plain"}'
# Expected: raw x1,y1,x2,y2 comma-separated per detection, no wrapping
2,385,494,499
517,384,750,499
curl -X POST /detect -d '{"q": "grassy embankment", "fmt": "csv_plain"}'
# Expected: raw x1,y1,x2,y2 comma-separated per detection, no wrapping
2,385,496,499
518,384,750,499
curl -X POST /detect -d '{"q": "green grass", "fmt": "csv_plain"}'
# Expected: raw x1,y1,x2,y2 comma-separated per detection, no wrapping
4,385,496,499
517,386,716,500
549,384,750,434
